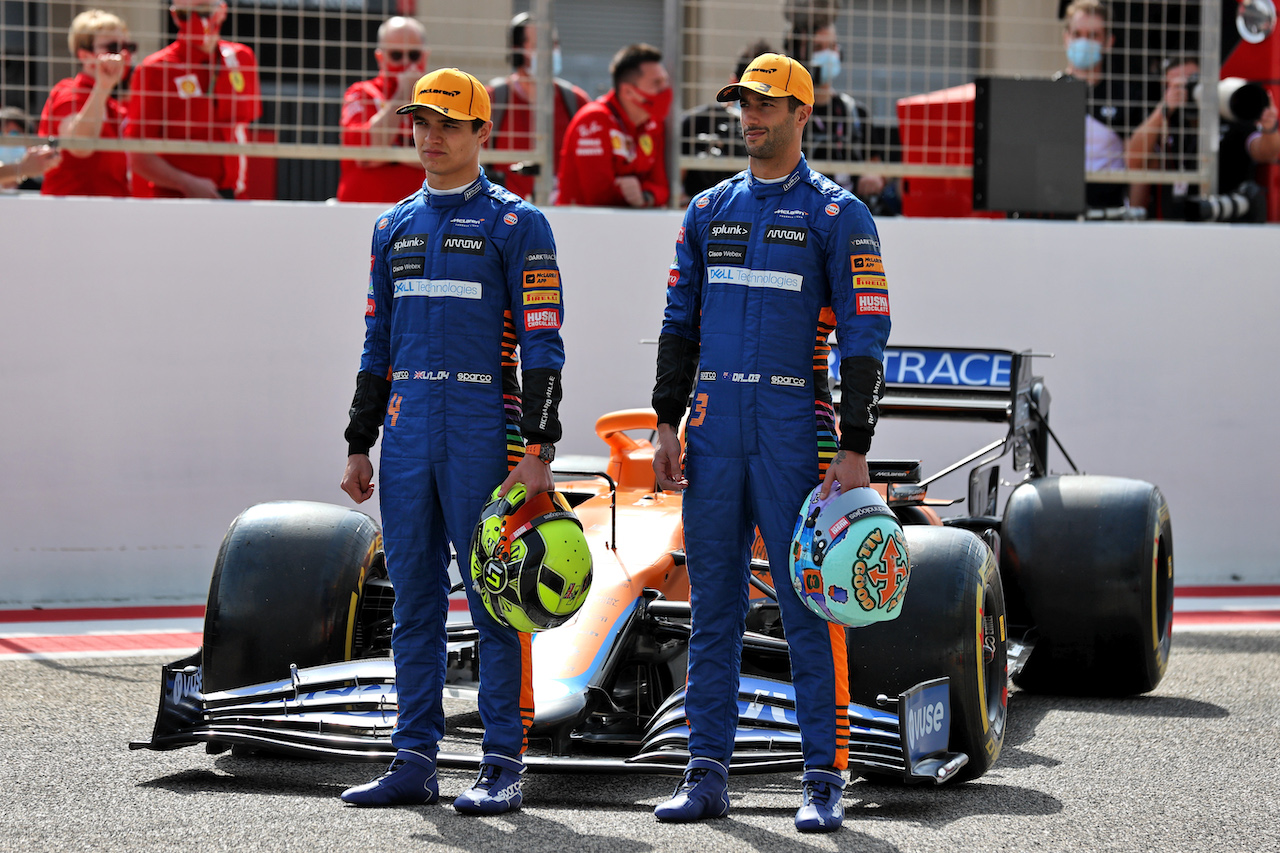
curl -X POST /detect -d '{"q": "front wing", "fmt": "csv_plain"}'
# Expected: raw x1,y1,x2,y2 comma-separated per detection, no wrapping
130,653,966,784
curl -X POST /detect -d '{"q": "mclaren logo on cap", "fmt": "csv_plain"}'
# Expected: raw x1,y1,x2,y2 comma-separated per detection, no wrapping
422,88,462,97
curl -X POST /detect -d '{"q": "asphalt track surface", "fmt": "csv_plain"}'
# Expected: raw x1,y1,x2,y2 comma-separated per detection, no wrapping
1,630,1277,853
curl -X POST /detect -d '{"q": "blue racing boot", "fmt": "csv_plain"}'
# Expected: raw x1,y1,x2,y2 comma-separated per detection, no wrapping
654,758,730,822
453,753,525,815
340,749,438,806
794,767,845,832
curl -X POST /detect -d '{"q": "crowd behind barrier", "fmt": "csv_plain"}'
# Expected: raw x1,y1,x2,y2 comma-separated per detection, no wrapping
2,1,1271,219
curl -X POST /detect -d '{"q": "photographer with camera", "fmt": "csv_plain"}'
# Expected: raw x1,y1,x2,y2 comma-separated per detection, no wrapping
1125,56,1201,218
1128,59,1280,222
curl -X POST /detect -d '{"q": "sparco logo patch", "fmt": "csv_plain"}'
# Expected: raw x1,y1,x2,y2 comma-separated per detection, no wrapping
456,373,493,384
442,234,486,255
391,370,410,380
706,244,746,265
699,371,716,381
770,375,806,387
709,221,751,240
764,226,808,247
392,234,428,253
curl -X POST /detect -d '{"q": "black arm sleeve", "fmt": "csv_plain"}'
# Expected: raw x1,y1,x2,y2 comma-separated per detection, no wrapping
651,332,701,427
838,356,884,453
344,370,392,456
520,367,562,445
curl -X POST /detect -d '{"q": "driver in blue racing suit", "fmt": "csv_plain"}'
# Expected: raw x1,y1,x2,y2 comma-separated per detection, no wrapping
650,53,890,834
339,68,565,814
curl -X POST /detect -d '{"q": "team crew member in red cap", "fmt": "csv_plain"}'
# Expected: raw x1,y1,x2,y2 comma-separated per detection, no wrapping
124,0,260,198
556,43,671,207
650,52,891,833
339,68,567,814
336,16,431,203
37,9,132,196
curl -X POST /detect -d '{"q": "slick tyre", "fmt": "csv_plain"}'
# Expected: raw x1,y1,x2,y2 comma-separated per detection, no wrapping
846,526,1007,782
202,501,382,692
1002,475,1174,696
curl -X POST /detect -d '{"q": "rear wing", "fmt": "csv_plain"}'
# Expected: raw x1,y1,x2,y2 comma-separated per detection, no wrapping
877,347,1038,424
862,346,1065,483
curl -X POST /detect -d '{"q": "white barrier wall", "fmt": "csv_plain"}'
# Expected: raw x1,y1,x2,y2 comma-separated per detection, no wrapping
1,194,1277,605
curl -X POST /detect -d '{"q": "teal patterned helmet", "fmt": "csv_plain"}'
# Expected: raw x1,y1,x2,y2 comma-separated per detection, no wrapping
789,485,910,628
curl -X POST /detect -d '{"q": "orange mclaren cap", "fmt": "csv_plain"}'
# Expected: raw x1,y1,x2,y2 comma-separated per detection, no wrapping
395,67,492,122
716,53,815,106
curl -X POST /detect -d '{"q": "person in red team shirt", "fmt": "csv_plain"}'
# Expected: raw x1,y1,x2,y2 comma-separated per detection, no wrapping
124,0,260,199
485,12,587,203
556,43,671,208
38,9,132,196
336,16,429,203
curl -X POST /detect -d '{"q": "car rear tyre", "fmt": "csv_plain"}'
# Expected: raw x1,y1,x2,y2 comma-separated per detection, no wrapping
202,501,382,693
846,526,1007,782
1002,475,1173,696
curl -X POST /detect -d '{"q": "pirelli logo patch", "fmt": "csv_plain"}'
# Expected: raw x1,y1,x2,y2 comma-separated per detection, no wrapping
854,274,888,290
524,289,560,305
524,308,560,330
851,254,885,274
857,293,890,315
523,269,561,289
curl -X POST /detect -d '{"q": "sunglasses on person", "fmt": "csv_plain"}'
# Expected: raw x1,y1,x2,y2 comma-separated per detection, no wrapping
384,49,423,64
96,40,138,54
172,6,218,22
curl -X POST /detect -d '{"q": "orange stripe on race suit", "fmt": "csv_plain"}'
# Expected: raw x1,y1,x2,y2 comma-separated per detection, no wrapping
829,622,850,770
520,631,534,754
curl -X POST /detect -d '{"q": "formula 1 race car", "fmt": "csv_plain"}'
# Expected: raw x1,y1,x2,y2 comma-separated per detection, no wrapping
132,347,1175,785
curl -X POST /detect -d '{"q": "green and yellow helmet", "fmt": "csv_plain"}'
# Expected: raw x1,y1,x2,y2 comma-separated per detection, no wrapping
468,483,593,633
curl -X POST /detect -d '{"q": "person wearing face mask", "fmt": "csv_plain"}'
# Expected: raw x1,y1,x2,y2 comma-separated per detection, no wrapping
124,0,261,199
484,13,588,202
1051,0,1144,209
36,9,132,196
336,16,431,203
0,109,60,190
795,22,887,209
0,108,45,190
679,41,769,201
556,43,671,208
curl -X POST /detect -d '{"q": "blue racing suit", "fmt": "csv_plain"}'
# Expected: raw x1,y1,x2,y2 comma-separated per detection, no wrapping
345,170,565,761
651,157,890,771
